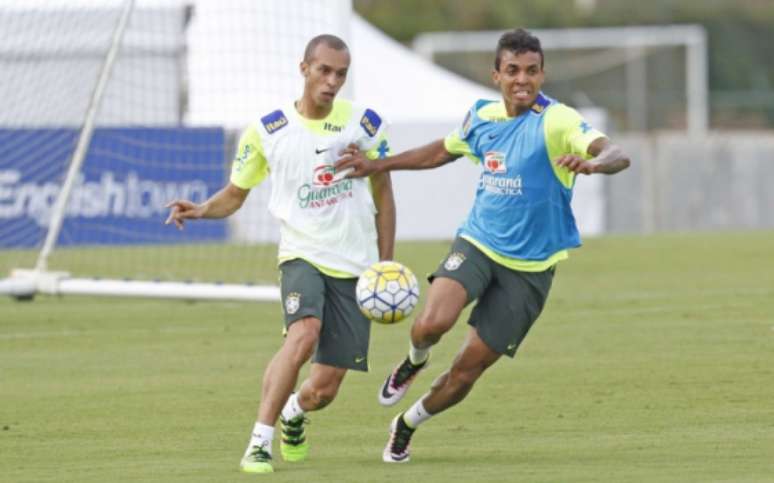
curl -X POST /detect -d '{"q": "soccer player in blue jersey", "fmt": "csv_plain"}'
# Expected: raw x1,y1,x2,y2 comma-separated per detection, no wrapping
335,28,630,463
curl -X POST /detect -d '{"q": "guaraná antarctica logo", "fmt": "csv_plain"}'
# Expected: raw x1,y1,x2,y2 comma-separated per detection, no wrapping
297,164,353,209
313,165,336,186
480,152,523,197
484,151,507,174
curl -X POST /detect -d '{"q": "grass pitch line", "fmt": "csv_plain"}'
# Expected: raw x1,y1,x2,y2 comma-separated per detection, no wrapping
0,325,216,340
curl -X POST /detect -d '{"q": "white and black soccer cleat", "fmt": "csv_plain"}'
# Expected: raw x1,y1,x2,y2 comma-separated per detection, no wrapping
378,356,428,407
383,413,415,463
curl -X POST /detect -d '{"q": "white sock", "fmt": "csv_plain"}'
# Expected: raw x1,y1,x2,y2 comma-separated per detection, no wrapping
280,393,305,421
402,399,433,429
408,342,429,365
245,422,274,456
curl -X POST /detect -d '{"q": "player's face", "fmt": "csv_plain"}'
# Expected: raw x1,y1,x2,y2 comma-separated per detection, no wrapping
492,50,545,115
301,45,350,108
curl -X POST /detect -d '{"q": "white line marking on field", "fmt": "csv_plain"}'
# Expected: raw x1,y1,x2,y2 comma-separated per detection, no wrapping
569,302,756,317
0,326,215,340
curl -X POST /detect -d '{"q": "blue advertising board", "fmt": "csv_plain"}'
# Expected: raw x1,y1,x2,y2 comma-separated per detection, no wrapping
0,128,226,248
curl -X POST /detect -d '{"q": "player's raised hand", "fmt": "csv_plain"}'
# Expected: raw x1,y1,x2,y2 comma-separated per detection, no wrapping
165,200,203,230
555,154,598,175
335,143,375,178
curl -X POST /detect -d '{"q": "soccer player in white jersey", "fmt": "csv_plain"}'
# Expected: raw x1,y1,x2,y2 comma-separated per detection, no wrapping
166,35,395,474
336,28,630,463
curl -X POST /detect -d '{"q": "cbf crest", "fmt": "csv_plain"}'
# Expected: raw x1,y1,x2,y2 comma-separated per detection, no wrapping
285,292,301,315
444,252,466,271
233,144,252,173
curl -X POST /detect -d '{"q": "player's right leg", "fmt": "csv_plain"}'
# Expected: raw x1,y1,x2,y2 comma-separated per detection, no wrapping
379,238,491,407
383,326,501,463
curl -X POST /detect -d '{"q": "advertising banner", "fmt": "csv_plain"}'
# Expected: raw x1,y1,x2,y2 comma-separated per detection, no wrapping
0,128,226,248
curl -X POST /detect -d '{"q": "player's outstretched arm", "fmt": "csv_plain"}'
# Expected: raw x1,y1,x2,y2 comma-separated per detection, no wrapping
165,182,249,230
335,139,460,178
370,171,396,261
555,137,630,175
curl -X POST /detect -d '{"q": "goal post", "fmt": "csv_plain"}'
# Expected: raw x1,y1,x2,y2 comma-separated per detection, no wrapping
0,0,353,302
35,0,135,274
412,25,709,135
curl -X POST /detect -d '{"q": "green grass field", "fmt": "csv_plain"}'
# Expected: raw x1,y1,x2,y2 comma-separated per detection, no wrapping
2,233,773,482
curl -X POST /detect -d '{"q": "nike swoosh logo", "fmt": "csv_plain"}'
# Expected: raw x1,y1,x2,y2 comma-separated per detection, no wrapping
315,148,329,154
487,133,498,140
355,356,366,363
381,375,396,398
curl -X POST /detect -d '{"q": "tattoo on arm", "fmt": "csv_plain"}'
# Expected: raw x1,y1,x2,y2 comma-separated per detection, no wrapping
588,138,631,175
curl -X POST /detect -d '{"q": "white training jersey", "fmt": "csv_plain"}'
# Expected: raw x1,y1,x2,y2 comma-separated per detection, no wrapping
230,98,390,277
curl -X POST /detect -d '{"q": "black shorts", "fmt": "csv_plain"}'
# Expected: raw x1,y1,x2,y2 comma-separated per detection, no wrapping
430,237,555,357
279,258,370,371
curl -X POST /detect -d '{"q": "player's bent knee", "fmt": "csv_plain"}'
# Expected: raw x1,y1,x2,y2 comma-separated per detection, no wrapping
295,341,317,365
284,331,319,365
448,365,483,389
287,319,320,344
416,304,457,331
414,312,454,340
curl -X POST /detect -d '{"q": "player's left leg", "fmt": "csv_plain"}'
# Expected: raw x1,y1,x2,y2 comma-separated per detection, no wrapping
383,327,500,463
297,363,348,410
280,363,347,462
241,260,325,473
279,273,370,463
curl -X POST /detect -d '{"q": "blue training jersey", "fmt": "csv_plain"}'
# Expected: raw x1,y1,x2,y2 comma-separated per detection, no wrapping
446,93,605,262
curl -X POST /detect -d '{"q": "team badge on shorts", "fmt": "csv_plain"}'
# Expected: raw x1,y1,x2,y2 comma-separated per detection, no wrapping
444,252,466,271
285,292,301,315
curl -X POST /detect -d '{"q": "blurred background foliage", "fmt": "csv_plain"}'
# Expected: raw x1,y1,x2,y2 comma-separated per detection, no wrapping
354,0,774,128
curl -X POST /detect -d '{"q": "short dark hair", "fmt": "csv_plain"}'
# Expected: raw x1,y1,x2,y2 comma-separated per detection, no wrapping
495,28,543,70
303,34,349,63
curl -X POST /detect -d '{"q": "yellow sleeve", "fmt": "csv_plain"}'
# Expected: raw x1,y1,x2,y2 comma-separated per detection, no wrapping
544,104,607,188
443,129,481,164
229,125,269,189
544,104,606,161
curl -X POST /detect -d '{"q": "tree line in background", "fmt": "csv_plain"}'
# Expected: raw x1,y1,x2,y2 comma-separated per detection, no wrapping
355,0,774,128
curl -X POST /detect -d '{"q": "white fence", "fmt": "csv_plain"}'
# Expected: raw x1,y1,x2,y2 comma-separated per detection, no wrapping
609,133,774,233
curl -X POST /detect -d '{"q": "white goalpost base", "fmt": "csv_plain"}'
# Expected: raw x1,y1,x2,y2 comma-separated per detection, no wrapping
0,273,37,299
1,270,280,302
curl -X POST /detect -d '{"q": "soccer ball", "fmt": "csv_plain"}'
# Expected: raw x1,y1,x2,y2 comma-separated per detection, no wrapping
356,261,419,324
